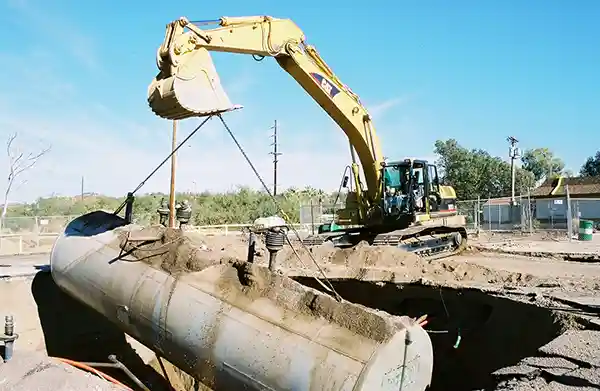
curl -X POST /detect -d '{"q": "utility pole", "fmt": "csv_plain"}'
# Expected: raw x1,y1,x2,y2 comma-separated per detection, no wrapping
507,136,520,205
269,120,282,196
80,176,84,202
169,120,178,228
546,150,553,181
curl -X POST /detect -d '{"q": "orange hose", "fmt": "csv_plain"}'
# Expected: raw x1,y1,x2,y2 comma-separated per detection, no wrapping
416,314,428,328
51,357,133,391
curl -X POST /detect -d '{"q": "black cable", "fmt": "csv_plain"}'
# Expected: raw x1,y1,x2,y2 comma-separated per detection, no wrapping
217,114,343,302
114,115,214,215
328,165,351,223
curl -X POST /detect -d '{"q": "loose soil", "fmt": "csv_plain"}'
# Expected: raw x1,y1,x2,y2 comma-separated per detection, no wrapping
113,225,403,343
91,225,600,390
113,227,597,297
115,226,237,275
206,261,397,343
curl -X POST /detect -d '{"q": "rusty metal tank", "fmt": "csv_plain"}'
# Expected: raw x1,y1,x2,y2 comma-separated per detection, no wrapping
50,211,434,391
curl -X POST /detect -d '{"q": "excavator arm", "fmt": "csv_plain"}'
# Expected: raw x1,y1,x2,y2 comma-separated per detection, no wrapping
148,16,383,214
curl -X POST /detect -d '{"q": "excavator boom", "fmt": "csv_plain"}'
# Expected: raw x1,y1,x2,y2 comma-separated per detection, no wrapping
149,16,382,212
148,15,468,261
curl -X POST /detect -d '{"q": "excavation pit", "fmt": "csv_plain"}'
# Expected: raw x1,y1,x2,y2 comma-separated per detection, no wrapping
293,277,580,391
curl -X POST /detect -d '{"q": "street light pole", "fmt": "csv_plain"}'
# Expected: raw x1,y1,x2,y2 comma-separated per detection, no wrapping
507,136,520,205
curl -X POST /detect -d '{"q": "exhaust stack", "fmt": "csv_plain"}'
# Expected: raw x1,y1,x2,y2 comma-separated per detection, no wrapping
148,48,242,120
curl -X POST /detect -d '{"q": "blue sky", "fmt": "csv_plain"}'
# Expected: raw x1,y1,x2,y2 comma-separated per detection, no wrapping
0,0,598,202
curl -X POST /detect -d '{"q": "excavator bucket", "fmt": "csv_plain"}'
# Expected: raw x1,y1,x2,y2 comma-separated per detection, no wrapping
147,48,242,120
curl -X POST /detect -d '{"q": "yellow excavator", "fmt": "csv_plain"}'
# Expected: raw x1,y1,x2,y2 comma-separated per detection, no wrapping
148,16,468,260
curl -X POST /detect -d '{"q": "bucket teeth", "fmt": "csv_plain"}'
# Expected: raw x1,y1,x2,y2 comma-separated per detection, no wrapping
147,48,242,120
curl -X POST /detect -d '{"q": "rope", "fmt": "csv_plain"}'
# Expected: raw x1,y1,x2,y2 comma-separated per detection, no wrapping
217,114,343,302
114,116,214,215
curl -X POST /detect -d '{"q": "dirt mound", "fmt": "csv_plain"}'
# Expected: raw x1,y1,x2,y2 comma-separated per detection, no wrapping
279,240,420,269
277,241,544,288
114,226,242,275
204,261,399,343
112,227,402,343
113,227,577,293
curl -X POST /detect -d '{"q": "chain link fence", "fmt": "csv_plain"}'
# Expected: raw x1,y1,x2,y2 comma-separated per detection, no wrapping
299,201,345,234
457,195,533,233
0,215,79,235
0,215,79,255
457,187,599,237
300,186,600,240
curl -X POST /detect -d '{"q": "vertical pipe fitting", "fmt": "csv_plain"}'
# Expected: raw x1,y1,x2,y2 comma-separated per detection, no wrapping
2,315,18,362
265,228,285,272
268,252,278,271
247,232,256,263
124,192,135,224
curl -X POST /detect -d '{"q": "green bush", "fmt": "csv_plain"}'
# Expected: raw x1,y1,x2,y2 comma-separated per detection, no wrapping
2,186,343,226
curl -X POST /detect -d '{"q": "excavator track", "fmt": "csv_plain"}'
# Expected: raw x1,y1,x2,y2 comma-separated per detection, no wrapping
302,225,468,262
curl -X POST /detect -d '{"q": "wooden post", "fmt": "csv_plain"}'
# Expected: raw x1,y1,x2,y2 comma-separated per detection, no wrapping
169,120,178,228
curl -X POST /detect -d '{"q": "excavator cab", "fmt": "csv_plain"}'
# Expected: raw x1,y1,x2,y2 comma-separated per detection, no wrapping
380,159,455,221
381,159,431,216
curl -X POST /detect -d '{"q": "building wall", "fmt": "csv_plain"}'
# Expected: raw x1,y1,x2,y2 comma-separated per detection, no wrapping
535,198,600,221
481,204,516,224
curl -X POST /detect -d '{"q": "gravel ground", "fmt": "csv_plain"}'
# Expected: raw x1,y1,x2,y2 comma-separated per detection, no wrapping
0,352,124,390
1,230,599,390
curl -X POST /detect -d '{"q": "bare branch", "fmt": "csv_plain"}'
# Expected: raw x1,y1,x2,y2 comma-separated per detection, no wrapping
28,146,52,161
13,179,29,192
6,133,17,156
2,133,51,223
14,159,42,176
11,152,24,169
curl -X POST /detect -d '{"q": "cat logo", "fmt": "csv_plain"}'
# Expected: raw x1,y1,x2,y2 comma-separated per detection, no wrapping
310,73,340,98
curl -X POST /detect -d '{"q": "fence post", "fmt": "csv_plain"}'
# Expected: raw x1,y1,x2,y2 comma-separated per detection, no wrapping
498,204,501,230
224,225,229,236
566,184,572,241
476,196,481,234
487,196,491,231
473,199,478,233
310,199,315,235
528,189,533,235
18,236,23,254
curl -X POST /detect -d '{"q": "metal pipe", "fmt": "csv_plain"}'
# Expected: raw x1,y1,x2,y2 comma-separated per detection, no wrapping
267,252,278,271
109,355,152,391
246,232,256,263
265,229,285,272
82,355,151,391
1,315,18,362
50,211,434,391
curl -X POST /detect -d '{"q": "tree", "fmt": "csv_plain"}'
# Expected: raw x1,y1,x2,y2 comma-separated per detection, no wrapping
521,148,565,182
434,139,535,200
1,133,51,231
580,151,600,177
